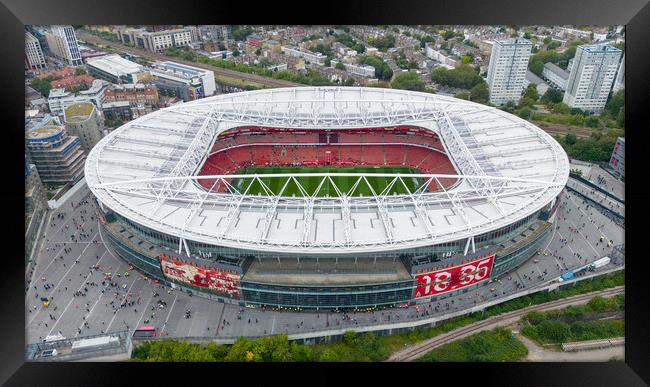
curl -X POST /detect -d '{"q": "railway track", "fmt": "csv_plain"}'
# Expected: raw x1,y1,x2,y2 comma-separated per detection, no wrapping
388,286,624,362
76,32,302,89
534,123,593,139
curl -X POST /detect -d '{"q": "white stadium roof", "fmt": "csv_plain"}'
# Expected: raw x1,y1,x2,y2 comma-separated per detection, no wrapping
86,87,569,255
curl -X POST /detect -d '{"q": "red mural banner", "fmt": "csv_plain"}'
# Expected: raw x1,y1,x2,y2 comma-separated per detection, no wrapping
159,254,241,299
413,255,495,299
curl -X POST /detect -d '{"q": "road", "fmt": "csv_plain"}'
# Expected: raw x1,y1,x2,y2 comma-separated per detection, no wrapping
517,334,624,362
387,286,624,362
75,32,302,89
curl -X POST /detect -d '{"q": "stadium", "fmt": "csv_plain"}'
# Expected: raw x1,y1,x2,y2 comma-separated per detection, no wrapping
86,87,569,310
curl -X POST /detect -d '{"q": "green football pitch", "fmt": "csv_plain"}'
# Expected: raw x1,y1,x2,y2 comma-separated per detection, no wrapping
231,166,424,197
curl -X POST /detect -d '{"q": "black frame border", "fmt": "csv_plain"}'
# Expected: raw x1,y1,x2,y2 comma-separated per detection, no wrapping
2,0,649,385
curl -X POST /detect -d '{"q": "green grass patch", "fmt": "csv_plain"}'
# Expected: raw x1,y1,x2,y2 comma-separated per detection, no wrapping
417,327,528,362
232,166,424,197
520,294,624,345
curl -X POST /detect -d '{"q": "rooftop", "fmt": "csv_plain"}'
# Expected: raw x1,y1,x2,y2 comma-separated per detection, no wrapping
579,44,623,54
543,62,570,79
86,54,143,76
26,125,63,140
154,61,211,76
64,103,95,123
85,87,569,255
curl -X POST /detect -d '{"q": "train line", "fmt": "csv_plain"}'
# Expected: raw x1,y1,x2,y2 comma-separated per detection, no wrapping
388,286,624,362
76,32,302,89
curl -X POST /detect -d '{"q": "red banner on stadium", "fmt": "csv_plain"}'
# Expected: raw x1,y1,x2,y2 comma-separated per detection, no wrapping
413,255,495,299
159,254,241,299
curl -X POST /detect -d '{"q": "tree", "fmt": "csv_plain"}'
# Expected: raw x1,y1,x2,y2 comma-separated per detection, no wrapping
289,341,313,362
519,97,535,109
552,102,571,114
335,62,346,70
522,84,539,102
469,81,489,103
605,89,624,117
543,36,552,45
225,337,254,361
360,55,393,80
319,348,340,362
231,26,253,41
523,32,532,39
516,107,532,119
75,67,87,75
455,91,470,100
232,49,240,57
31,76,55,97
541,88,564,106
391,71,426,92
535,320,571,343
255,48,262,56
617,107,625,128
586,116,600,128
431,64,483,89
565,133,577,145
547,40,561,50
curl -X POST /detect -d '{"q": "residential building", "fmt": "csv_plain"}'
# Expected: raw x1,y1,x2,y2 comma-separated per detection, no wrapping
117,27,196,52
25,125,86,185
50,75,96,90
246,34,264,47
265,63,288,72
86,54,145,84
486,38,532,105
27,26,50,56
63,103,104,154
562,44,622,113
609,137,624,177
36,67,75,80
542,62,570,91
281,46,326,66
331,60,376,78
25,31,46,70
612,54,624,93
45,25,83,66
104,83,160,109
265,40,281,53
102,101,133,122
200,25,229,42
48,79,109,117
425,44,458,67
150,61,216,99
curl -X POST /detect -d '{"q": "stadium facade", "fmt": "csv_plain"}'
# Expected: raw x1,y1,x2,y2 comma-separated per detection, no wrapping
86,87,568,310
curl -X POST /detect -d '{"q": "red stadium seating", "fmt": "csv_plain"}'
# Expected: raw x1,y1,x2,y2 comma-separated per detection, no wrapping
197,126,457,192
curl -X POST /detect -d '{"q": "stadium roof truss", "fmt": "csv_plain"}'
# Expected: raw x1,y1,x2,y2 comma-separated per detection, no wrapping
86,87,569,255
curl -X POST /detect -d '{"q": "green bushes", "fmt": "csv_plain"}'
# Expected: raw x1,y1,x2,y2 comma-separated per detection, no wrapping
521,294,625,345
359,55,393,80
522,319,624,345
418,328,528,362
391,71,426,92
431,64,483,89
554,129,624,162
